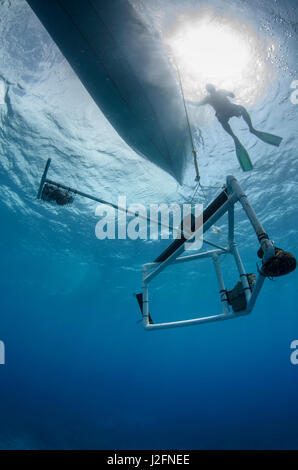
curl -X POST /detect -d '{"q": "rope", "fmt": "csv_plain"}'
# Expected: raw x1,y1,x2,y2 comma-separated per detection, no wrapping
189,180,226,205
173,60,222,205
174,61,200,181
190,182,201,204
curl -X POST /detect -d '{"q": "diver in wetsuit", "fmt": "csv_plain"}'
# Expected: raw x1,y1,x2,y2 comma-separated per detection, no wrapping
195,84,282,171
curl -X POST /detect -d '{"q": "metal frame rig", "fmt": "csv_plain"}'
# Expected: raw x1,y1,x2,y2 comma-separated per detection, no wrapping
37,159,295,331
136,175,276,330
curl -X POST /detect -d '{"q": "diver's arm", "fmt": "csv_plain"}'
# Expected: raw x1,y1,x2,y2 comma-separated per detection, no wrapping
197,96,210,106
187,96,209,107
220,89,235,98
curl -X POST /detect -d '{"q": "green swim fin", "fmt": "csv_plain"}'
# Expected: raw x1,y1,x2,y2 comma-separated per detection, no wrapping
251,130,282,147
235,140,253,171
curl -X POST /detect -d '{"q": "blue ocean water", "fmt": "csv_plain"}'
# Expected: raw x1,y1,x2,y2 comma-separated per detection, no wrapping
0,0,298,449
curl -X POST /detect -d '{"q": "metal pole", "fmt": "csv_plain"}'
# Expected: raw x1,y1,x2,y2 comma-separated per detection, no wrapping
143,311,236,330
174,249,226,264
226,175,275,261
230,241,251,304
245,273,266,314
142,266,150,329
228,205,234,246
37,158,51,199
145,193,238,284
143,249,224,270
42,178,187,238
212,254,230,314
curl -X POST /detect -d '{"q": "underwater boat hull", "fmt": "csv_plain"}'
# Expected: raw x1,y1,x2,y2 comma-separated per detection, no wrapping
27,0,190,183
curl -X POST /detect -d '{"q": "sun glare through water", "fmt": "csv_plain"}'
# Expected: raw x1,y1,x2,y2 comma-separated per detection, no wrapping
164,13,272,105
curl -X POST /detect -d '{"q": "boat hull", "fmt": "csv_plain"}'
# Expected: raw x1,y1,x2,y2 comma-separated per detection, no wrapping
27,0,190,183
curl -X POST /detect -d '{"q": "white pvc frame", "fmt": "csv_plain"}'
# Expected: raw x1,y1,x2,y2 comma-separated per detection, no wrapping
141,175,275,330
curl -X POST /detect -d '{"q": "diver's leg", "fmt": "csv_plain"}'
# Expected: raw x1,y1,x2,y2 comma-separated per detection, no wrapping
219,119,240,144
237,106,255,132
219,118,253,171
237,105,282,147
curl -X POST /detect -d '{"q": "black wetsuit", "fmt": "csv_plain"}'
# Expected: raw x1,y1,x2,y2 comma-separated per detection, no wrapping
195,88,282,170
199,90,244,123
198,89,255,144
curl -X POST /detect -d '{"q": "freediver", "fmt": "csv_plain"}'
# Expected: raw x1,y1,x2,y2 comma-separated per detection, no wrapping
194,84,282,171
